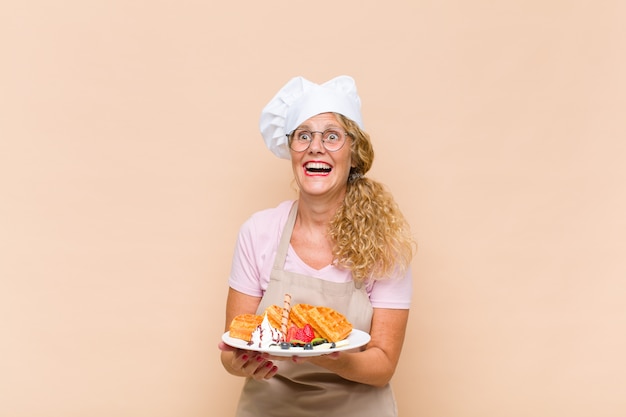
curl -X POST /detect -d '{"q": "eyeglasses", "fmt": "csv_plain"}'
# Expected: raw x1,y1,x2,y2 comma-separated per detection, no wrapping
286,129,349,152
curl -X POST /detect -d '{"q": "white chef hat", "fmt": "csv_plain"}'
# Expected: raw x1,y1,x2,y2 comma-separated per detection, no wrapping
259,75,363,159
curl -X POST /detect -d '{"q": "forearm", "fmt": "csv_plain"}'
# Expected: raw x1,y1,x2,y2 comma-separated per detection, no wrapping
307,346,397,387
307,308,409,387
221,351,243,377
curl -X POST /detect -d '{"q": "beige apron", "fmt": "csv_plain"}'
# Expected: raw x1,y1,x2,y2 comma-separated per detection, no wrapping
235,202,398,417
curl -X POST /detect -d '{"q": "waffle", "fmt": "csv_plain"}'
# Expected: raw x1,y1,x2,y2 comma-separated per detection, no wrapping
263,304,285,330
229,313,263,341
290,303,315,328
306,306,353,342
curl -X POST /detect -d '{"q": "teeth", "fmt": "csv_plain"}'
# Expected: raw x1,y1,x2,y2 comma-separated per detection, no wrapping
305,162,331,171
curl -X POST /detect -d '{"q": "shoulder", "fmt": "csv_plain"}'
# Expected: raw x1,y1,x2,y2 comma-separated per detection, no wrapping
247,200,294,223
231,201,293,276
229,200,295,293
366,266,413,309
239,200,295,240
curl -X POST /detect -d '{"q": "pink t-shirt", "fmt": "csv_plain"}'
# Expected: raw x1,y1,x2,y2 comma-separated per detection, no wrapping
228,200,412,309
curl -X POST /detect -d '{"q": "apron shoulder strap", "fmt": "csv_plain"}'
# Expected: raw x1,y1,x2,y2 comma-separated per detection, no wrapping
272,201,298,270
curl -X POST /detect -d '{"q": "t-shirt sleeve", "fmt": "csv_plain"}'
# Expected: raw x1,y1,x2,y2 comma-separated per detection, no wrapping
367,266,413,309
227,201,292,297
227,217,264,297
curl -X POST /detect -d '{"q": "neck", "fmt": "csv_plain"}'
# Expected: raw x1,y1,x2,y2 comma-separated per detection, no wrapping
296,192,345,228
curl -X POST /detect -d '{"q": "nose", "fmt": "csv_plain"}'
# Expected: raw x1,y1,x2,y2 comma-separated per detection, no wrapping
307,132,326,153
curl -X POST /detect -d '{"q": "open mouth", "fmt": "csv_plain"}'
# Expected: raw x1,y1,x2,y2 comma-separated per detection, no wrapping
304,162,332,175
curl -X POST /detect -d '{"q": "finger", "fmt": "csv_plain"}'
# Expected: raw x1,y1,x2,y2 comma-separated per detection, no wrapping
290,355,309,364
260,361,279,380
218,341,236,352
252,359,278,380
235,352,253,370
240,354,266,375
264,353,289,362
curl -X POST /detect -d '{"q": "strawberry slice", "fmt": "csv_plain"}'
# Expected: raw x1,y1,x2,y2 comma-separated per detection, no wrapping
302,324,315,341
294,324,316,343
286,325,298,342
294,328,307,342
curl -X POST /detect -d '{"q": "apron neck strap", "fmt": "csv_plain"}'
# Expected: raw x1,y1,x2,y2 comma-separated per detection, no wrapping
273,201,298,270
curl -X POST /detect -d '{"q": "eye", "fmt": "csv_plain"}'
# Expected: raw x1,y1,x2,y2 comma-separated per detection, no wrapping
297,131,311,141
325,131,341,142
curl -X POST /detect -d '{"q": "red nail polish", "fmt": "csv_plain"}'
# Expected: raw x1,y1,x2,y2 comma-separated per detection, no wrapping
265,361,273,368
242,355,248,361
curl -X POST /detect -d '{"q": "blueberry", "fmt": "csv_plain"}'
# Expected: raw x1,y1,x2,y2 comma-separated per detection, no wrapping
303,343,313,350
280,342,291,349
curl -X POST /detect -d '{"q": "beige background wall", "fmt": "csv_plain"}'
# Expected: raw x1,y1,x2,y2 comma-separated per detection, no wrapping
1,1,624,416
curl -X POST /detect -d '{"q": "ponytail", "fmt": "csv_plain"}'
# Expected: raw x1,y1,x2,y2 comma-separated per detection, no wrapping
329,115,415,282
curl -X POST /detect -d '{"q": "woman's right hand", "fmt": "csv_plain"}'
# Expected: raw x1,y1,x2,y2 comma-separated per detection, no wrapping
219,342,278,380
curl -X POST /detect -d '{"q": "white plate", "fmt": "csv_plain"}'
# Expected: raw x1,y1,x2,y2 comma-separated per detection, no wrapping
221,329,371,357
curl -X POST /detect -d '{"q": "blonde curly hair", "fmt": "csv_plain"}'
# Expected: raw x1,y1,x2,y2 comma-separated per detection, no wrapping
328,113,415,283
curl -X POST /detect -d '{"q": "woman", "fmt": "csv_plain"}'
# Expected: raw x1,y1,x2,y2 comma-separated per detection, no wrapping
219,75,415,417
